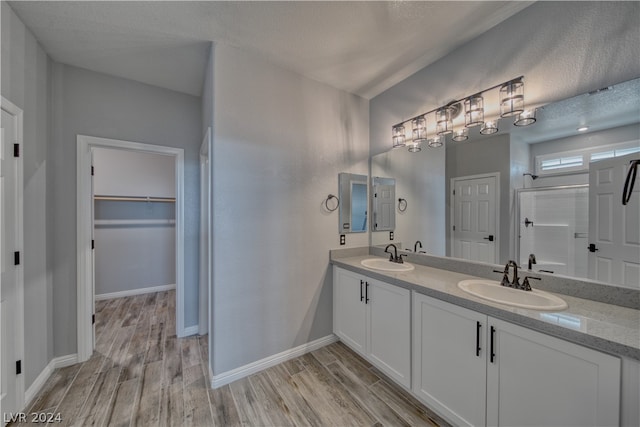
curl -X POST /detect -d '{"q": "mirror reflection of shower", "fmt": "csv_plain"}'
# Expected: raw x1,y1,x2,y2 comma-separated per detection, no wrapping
517,185,588,279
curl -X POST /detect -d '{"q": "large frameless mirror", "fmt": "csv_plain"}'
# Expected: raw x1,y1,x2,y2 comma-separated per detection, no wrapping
370,77,640,289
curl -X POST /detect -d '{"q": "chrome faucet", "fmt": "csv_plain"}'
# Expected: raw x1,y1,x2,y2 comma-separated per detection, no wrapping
528,253,537,270
384,244,406,263
414,240,423,253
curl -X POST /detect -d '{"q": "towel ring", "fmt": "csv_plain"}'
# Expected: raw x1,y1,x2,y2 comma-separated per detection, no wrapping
325,194,339,212
398,198,408,212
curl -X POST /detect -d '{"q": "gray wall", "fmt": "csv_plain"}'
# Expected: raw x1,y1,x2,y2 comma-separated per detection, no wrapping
211,44,369,375
446,134,511,262
50,64,201,356
1,2,53,390
370,148,446,255
93,148,176,296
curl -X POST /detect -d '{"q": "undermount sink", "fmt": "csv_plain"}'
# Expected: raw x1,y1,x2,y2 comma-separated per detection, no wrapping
361,258,415,272
458,279,568,311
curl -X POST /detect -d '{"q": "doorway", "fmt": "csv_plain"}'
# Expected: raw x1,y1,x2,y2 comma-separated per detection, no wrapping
1,97,24,417
76,135,185,363
451,173,500,264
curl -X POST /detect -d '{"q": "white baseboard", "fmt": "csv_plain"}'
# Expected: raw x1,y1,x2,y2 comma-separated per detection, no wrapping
25,354,78,408
181,325,199,337
211,334,338,389
95,284,176,301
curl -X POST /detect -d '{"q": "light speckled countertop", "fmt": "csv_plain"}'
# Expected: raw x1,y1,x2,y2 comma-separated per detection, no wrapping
332,255,640,361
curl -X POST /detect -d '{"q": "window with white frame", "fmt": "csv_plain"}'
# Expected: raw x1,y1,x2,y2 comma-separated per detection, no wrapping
535,140,640,176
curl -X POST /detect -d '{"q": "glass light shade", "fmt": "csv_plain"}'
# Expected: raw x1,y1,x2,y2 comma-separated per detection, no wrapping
436,107,454,135
514,109,537,126
428,135,443,148
464,94,484,127
500,80,525,117
407,142,422,153
452,128,469,142
480,120,499,135
412,116,427,143
392,124,406,148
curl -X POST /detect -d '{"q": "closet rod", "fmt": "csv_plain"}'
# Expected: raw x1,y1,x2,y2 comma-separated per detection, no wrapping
94,195,176,203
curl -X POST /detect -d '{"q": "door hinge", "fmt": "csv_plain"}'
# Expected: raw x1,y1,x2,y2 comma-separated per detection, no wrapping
91,166,95,176
453,189,456,196
92,239,95,250
453,225,456,231
14,251,20,266
92,314,95,324
16,360,22,375
13,143,20,157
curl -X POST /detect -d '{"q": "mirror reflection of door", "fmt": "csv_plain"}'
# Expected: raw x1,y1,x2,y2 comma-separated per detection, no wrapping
372,177,396,231
588,153,640,287
451,174,498,263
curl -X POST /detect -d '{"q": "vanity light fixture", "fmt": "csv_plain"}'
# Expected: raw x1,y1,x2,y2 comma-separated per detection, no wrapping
392,124,406,148
480,120,499,135
500,78,525,117
390,76,535,151
514,109,537,126
464,94,484,127
452,128,469,142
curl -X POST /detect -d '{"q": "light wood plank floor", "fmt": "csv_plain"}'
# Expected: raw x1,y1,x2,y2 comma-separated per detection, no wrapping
14,291,449,426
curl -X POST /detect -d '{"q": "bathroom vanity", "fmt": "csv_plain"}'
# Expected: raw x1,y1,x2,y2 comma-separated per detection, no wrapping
331,250,639,427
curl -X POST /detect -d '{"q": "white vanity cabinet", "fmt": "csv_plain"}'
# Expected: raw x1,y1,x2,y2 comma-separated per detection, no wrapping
333,267,411,387
413,292,621,427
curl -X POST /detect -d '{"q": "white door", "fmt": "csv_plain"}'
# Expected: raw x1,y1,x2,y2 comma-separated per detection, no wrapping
452,174,498,263
1,100,24,421
588,153,640,288
373,178,395,231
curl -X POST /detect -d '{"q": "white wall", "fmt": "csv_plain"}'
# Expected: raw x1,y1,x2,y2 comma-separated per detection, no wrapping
1,2,52,390
211,44,369,375
93,148,175,198
50,64,201,357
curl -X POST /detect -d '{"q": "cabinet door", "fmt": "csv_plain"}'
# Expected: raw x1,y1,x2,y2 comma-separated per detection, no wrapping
333,267,367,353
487,317,621,427
367,279,411,388
412,293,487,427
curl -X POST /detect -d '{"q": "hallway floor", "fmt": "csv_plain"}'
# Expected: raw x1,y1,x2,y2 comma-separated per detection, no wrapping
16,290,448,426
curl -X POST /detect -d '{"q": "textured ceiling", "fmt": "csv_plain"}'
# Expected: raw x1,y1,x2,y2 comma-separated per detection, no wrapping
8,1,533,98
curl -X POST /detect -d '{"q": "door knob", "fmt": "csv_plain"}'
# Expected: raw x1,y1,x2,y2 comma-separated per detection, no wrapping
588,243,599,253
483,235,494,242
